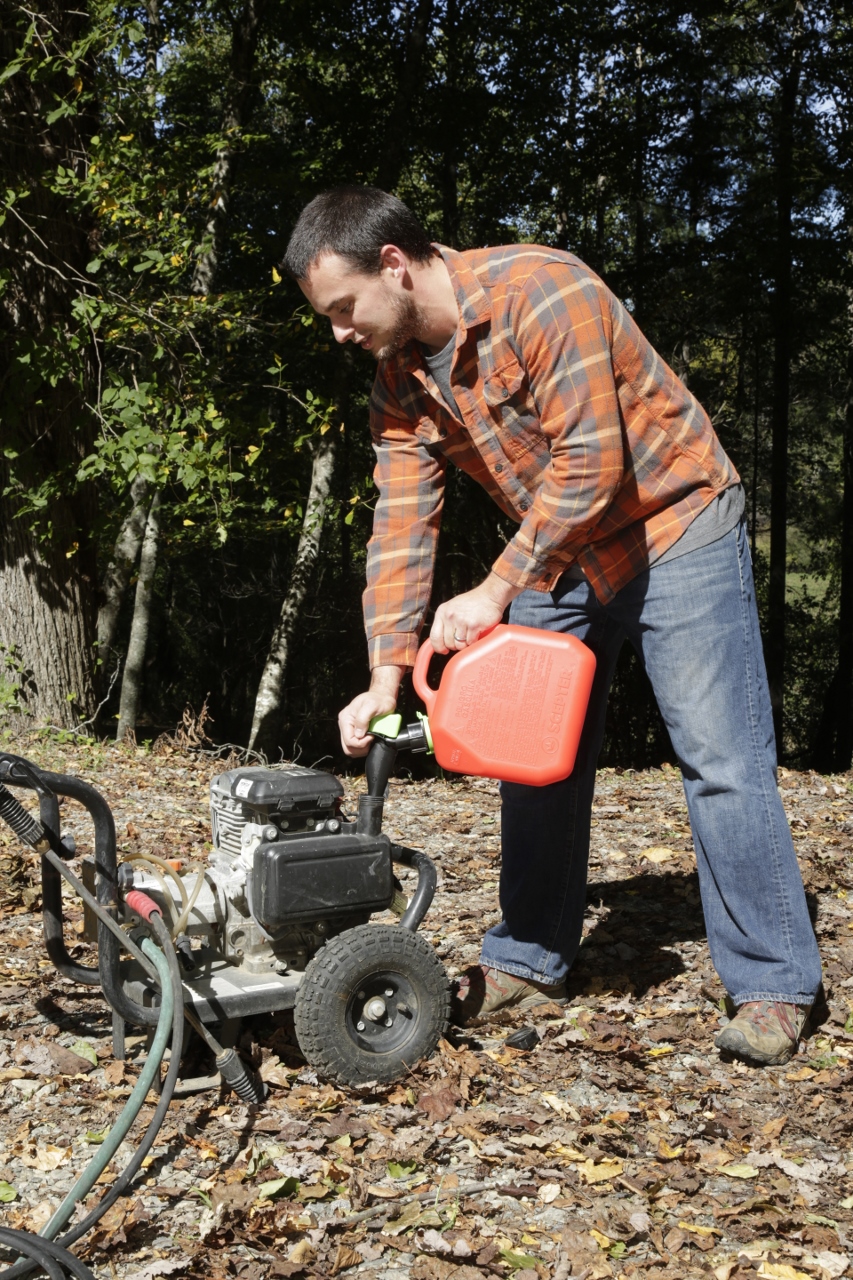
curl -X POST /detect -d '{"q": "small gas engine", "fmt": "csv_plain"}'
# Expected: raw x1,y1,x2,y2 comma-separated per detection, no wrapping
112,718,449,1084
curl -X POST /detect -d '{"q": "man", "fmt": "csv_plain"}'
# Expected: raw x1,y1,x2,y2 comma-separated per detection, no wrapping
284,185,821,1067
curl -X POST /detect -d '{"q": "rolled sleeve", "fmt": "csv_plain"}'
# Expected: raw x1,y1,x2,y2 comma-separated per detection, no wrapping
363,398,445,671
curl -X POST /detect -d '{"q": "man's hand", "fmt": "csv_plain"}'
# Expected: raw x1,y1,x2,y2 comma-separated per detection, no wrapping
338,665,405,757
430,572,521,653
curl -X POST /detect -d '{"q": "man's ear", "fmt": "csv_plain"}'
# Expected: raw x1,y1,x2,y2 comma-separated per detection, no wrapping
379,244,408,279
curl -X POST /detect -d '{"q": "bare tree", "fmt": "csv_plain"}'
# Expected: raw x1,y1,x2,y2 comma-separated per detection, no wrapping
248,432,337,753
192,0,268,295
0,1,98,727
97,473,151,659
116,491,162,742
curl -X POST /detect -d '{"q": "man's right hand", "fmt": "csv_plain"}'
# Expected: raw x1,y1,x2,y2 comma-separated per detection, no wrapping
338,665,405,757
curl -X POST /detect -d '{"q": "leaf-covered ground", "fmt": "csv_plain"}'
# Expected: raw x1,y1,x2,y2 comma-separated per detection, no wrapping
0,736,852,1280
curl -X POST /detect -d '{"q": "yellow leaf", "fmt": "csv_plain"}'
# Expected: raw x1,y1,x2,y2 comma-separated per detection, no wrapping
756,1264,811,1280
578,1158,623,1184
271,266,282,283
170,254,182,266
119,133,134,142
785,1066,816,1082
678,1222,720,1238
723,1164,758,1179
73,76,83,94
589,1228,611,1249
639,847,676,863
183,519,195,526
648,1045,674,1057
658,1139,684,1160
21,1145,70,1172
320,422,330,434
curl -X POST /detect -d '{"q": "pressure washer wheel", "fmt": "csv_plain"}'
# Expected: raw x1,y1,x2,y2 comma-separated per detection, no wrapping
294,924,450,1085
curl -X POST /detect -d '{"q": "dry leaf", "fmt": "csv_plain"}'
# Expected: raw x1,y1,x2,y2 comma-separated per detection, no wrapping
417,1084,461,1123
287,1240,316,1265
722,1164,758,1179
330,1244,362,1274
21,1144,70,1172
578,1158,623,1183
756,1263,811,1280
103,1060,126,1085
762,1116,787,1138
657,1139,684,1159
537,1182,561,1203
639,847,676,863
785,1066,816,1082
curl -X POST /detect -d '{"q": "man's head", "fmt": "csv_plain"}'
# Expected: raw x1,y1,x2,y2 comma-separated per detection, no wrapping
284,186,434,282
284,187,455,361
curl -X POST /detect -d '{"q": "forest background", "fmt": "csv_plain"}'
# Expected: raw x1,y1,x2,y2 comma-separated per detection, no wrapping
1,0,852,774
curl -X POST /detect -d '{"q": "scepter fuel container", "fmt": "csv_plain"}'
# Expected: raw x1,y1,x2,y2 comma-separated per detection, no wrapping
410,624,596,786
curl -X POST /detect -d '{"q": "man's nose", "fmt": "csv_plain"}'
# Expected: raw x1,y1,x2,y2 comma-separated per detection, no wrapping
331,321,354,344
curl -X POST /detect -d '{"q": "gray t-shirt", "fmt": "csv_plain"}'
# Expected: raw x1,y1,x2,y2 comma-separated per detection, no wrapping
423,331,460,418
422,332,745,578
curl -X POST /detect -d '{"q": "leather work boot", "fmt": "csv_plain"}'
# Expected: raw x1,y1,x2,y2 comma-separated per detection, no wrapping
450,964,567,1026
715,999,811,1066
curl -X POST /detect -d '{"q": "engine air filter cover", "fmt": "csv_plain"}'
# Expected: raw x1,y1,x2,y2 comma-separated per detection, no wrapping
214,766,343,812
253,832,394,930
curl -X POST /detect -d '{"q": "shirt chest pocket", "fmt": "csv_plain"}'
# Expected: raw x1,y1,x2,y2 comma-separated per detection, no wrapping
483,357,540,459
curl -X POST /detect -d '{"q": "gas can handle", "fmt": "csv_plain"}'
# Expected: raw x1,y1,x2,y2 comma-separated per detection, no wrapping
412,640,438,713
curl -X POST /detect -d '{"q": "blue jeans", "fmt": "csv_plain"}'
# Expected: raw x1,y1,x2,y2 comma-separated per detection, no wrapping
481,519,821,1007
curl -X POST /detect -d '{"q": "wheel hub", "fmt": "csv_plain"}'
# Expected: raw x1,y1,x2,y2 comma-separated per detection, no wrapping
347,972,418,1051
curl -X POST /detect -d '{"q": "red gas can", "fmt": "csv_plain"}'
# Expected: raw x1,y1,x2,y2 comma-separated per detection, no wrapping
412,624,596,786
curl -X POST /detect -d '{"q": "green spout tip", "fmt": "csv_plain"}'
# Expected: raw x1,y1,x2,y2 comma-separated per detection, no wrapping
368,712,403,739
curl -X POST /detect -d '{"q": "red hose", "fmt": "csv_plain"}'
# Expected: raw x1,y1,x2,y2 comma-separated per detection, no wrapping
124,889,163,922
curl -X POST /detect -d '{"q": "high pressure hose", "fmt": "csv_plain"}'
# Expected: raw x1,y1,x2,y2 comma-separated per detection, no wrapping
0,759,265,1277
0,880,184,1280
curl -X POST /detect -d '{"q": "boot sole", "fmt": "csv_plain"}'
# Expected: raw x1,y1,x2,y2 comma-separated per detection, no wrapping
714,1026,798,1067
451,987,568,1027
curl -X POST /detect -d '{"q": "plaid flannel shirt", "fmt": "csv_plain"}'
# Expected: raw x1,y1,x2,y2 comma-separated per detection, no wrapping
365,245,739,670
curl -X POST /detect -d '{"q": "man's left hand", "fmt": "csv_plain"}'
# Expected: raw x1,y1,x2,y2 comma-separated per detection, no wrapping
430,572,522,653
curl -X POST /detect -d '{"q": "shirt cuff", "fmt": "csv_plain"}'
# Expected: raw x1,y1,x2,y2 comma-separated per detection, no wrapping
491,543,565,593
368,631,422,670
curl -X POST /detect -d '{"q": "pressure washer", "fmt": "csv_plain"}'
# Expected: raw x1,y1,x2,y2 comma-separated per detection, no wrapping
0,623,596,1276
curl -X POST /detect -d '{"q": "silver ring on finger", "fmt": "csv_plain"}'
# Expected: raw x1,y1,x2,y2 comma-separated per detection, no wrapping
453,632,466,644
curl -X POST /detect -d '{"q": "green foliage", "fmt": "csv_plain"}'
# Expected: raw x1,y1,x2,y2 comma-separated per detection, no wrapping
1,0,850,763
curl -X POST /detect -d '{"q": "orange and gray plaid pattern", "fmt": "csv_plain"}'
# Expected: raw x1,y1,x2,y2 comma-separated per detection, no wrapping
365,245,739,670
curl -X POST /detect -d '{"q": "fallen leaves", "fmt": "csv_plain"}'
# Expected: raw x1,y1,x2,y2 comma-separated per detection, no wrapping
417,1084,461,1123
639,846,676,863
14,1038,96,1076
20,1143,70,1171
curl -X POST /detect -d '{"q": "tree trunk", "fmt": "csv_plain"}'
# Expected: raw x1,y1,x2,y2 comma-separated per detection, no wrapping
376,0,435,191
248,433,337,754
632,42,646,328
116,492,162,742
439,0,460,247
0,1,98,728
766,9,804,757
191,0,267,294
812,274,853,772
97,473,151,659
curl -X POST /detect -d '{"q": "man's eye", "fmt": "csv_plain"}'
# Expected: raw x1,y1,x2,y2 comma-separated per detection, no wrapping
337,304,352,315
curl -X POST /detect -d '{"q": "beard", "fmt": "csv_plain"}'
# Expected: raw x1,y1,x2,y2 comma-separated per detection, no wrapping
374,290,428,363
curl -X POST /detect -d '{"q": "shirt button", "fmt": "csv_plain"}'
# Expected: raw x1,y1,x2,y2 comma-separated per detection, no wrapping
438,427,447,438
501,387,509,398
519,501,529,512
495,463,503,473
